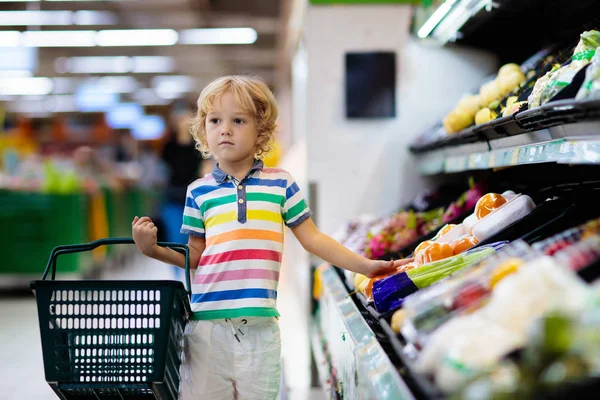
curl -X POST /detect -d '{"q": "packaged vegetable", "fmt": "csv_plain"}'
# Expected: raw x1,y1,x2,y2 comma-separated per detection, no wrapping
529,30,600,107
401,240,537,347
372,245,502,313
576,46,600,100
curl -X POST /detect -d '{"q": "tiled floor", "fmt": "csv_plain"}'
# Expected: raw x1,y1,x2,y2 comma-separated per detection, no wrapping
0,252,325,400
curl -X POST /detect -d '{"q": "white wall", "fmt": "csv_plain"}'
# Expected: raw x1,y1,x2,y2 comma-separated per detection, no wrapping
303,5,498,234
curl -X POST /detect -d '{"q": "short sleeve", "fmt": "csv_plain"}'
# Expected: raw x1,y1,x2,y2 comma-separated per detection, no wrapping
180,186,205,237
282,174,311,227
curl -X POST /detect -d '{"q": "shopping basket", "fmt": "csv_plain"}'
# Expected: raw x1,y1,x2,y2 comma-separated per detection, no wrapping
30,238,192,400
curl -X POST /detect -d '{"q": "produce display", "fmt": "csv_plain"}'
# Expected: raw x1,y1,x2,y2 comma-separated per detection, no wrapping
529,30,600,108
443,63,526,134
410,29,600,151
338,180,488,262
454,305,600,399
371,243,504,314
414,256,590,393
576,47,600,100
385,217,600,396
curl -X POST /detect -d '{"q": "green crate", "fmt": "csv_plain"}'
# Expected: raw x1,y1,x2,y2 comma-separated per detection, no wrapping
31,238,192,400
0,191,89,275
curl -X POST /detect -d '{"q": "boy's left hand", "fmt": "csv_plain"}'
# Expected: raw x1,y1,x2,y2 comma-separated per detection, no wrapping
365,258,415,278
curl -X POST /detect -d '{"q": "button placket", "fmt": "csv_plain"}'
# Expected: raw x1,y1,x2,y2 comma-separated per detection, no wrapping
236,180,247,224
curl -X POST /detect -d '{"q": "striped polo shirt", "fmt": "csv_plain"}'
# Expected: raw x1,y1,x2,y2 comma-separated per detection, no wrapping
181,159,311,320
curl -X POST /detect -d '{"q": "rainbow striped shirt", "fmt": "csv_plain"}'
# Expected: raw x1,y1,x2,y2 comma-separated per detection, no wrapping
181,159,311,320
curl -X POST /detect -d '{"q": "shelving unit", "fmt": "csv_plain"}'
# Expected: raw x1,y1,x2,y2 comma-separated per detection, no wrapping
314,265,415,400
313,2,600,398
418,137,600,175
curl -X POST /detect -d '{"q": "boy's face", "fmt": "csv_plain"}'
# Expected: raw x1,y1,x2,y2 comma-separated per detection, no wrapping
205,91,258,164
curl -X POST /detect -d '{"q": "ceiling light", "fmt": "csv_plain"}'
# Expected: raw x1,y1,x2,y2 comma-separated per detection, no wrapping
0,11,71,26
417,0,457,39
0,31,22,47
62,56,131,73
96,29,178,47
0,77,53,95
152,75,196,99
23,30,96,47
0,70,32,77
96,76,138,93
131,56,175,73
52,77,75,94
44,95,77,112
133,88,170,106
74,11,117,25
179,28,257,45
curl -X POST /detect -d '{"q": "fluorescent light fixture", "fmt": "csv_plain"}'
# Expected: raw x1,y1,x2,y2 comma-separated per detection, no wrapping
0,31,22,47
75,84,119,112
0,77,53,95
44,95,77,112
152,75,196,99
96,76,138,93
55,56,174,74
45,0,126,2
62,56,131,73
132,88,170,106
0,70,32,77
179,28,257,45
0,47,37,72
96,29,178,47
23,30,96,47
132,115,166,140
417,0,457,39
0,10,116,28
131,56,175,73
52,77,75,94
0,11,71,26
73,11,117,25
106,103,143,129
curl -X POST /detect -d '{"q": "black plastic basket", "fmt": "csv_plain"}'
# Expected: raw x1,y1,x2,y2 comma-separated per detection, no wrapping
30,238,192,400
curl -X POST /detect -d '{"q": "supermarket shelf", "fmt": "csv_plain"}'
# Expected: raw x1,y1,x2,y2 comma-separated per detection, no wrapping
310,323,337,400
417,137,600,175
316,265,415,400
414,0,600,60
410,99,600,154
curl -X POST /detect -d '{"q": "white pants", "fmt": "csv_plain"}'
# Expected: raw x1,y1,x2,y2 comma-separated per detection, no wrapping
179,317,281,400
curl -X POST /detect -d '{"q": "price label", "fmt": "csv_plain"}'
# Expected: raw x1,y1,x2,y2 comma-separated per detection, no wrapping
510,148,519,165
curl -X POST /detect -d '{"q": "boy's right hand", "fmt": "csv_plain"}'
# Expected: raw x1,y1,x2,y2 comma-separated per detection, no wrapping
132,216,158,257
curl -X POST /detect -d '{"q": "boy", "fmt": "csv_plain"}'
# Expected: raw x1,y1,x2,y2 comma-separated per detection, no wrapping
132,75,409,399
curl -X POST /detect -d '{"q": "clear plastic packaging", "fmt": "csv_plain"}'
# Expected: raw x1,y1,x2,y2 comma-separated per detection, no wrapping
472,194,536,241
401,240,537,347
529,30,600,107
463,213,478,234
576,46,600,99
437,224,467,243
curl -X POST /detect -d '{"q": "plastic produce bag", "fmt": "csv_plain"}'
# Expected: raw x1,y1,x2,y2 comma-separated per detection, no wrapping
529,30,600,107
372,244,504,313
576,46,600,100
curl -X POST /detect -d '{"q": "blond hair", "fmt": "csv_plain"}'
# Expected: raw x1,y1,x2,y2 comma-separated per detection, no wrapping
190,75,278,159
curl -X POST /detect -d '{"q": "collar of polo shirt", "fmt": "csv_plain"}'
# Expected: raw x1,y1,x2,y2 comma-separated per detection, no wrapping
212,159,264,183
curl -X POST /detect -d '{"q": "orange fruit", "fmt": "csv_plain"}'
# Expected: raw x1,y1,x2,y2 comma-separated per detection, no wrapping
450,235,479,255
364,273,395,301
414,240,435,254
415,242,454,265
475,193,507,219
432,224,457,240
440,224,457,236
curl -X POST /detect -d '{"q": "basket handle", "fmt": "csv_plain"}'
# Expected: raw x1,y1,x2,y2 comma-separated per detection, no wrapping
41,237,192,298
